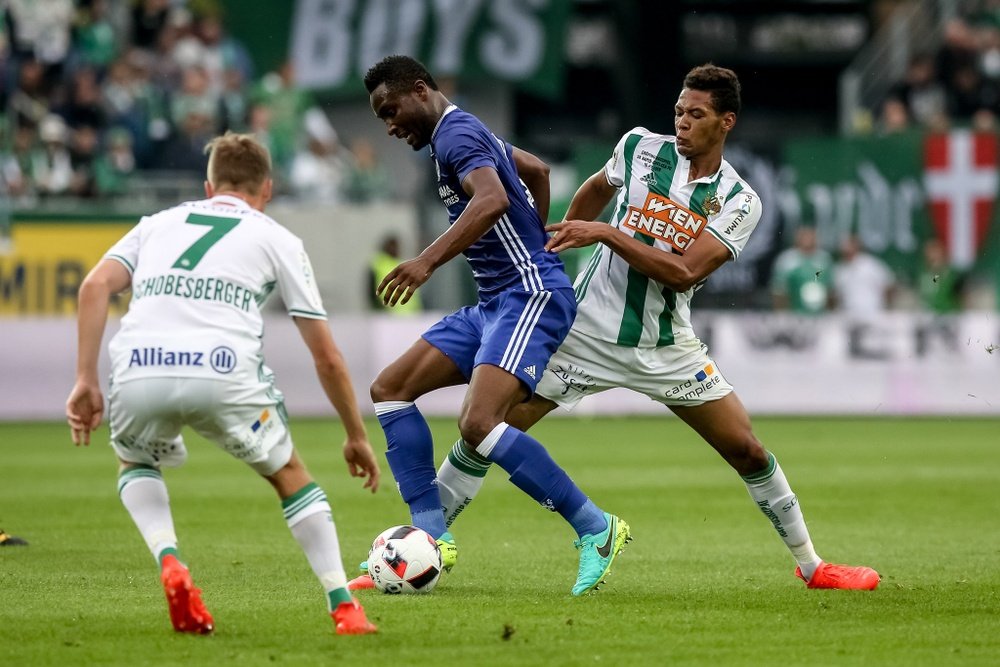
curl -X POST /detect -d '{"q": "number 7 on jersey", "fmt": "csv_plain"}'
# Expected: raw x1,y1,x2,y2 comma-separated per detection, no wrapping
172,213,241,270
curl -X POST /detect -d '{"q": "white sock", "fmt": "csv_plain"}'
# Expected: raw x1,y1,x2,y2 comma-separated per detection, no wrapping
437,440,490,528
741,453,822,580
118,467,178,564
283,483,350,610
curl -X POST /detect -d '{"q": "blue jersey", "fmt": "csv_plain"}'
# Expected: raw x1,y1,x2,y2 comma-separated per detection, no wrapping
430,106,572,302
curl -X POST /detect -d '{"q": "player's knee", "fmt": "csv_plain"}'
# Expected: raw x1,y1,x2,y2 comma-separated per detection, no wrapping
369,373,400,403
457,412,499,449
725,433,769,476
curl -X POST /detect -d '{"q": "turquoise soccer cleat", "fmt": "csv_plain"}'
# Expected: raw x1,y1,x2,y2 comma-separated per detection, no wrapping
571,513,631,596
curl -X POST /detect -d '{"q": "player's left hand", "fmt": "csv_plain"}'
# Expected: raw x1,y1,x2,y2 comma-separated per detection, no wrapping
545,220,607,253
66,381,104,446
377,256,433,307
343,436,381,493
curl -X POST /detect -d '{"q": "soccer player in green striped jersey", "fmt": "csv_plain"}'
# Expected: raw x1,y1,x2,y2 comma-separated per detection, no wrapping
66,133,381,634
436,64,880,591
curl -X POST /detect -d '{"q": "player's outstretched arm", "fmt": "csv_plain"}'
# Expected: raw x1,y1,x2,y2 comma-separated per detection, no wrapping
512,147,551,222
67,259,131,445
293,317,380,493
377,166,508,307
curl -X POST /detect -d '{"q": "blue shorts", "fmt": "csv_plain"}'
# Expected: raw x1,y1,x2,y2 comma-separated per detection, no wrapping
422,288,576,394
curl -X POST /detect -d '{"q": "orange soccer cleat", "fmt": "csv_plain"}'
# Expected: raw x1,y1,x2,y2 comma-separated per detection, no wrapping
796,561,881,590
331,599,377,635
160,555,215,634
347,573,376,591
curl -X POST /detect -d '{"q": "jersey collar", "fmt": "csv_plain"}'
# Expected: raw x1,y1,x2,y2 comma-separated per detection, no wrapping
431,104,459,142
209,194,251,209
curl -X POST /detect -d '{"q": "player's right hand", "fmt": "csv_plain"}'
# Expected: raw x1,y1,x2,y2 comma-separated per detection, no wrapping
66,381,104,446
343,436,381,493
376,257,433,307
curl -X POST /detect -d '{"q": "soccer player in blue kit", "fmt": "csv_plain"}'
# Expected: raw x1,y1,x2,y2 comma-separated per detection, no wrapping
350,55,630,596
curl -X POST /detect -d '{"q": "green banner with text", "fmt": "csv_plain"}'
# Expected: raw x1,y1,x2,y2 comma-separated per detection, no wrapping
221,0,572,99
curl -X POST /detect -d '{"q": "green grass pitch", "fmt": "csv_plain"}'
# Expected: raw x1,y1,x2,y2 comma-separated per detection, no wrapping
2,417,999,666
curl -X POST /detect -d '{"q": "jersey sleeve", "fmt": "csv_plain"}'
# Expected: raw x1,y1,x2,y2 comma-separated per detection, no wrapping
104,216,148,274
704,190,762,260
437,124,498,184
275,236,327,320
604,129,639,188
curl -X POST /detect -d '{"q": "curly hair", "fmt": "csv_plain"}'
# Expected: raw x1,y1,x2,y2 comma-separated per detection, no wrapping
683,64,741,116
364,55,439,94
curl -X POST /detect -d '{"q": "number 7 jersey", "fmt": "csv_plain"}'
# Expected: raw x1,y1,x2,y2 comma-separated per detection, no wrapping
572,127,762,348
103,194,326,382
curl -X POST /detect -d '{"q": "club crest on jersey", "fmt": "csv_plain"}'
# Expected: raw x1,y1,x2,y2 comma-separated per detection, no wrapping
702,195,722,216
622,192,707,253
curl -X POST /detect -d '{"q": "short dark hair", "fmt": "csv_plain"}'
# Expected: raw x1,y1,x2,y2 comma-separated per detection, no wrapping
364,55,439,94
683,64,741,116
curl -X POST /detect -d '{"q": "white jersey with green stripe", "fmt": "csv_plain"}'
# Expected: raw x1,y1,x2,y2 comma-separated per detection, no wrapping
572,127,761,348
104,194,326,382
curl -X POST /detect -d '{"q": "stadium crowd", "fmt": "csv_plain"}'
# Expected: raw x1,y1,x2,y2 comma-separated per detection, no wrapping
879,1,1000,133
0,0,390,205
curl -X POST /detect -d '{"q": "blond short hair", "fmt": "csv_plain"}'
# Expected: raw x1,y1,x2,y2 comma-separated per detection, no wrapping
204,132,271,195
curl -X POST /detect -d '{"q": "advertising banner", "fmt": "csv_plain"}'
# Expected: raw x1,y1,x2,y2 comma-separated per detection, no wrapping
0,222,134,316
221,0,572,98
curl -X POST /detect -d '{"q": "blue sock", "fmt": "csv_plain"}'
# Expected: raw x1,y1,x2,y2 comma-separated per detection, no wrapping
476,423,601,537
375,402,446,538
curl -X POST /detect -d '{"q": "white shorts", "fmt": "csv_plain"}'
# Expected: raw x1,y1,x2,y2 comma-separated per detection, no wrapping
535,328,733,409
108,376,293,476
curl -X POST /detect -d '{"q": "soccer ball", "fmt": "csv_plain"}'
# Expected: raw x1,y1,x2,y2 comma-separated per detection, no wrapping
367,525,443,594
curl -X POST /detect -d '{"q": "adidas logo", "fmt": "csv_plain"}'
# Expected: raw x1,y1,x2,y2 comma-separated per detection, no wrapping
523,364,537,379
640,172,657,186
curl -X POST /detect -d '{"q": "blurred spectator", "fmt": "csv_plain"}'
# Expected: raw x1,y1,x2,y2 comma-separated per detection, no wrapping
218,66,248,133
832,234,895,318
5,0,75,71
31,113,72,195
154,108,211,173
93,126,135,196
888,54,947,126
770,226,833,315
0,124,35,201
877,97,911,135
170,65,219,132
250,60,313,174
130,0,170,50
368,234,421,314
8,58,51,130
68,123,100,197
74,0,119,72
57,66,106,130
247,102,280,173
918,237,965,313
172,11,253,97
288,108,345,202
342,137,392,204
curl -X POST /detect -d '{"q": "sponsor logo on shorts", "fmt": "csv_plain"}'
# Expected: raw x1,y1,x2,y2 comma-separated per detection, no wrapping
664,365,721,401
523,364,537,380
128,347,204,368
209,346,237,374
251,409,270,433
549,363,596,396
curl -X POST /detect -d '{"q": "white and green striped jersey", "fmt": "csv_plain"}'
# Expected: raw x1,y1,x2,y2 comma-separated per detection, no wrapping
104,194,326,382
571,127,761,348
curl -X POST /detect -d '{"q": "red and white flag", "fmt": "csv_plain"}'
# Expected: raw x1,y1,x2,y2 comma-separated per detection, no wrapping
924,130,998,269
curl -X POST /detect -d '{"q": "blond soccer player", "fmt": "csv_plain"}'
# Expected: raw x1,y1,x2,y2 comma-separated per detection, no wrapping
66,133,381,635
